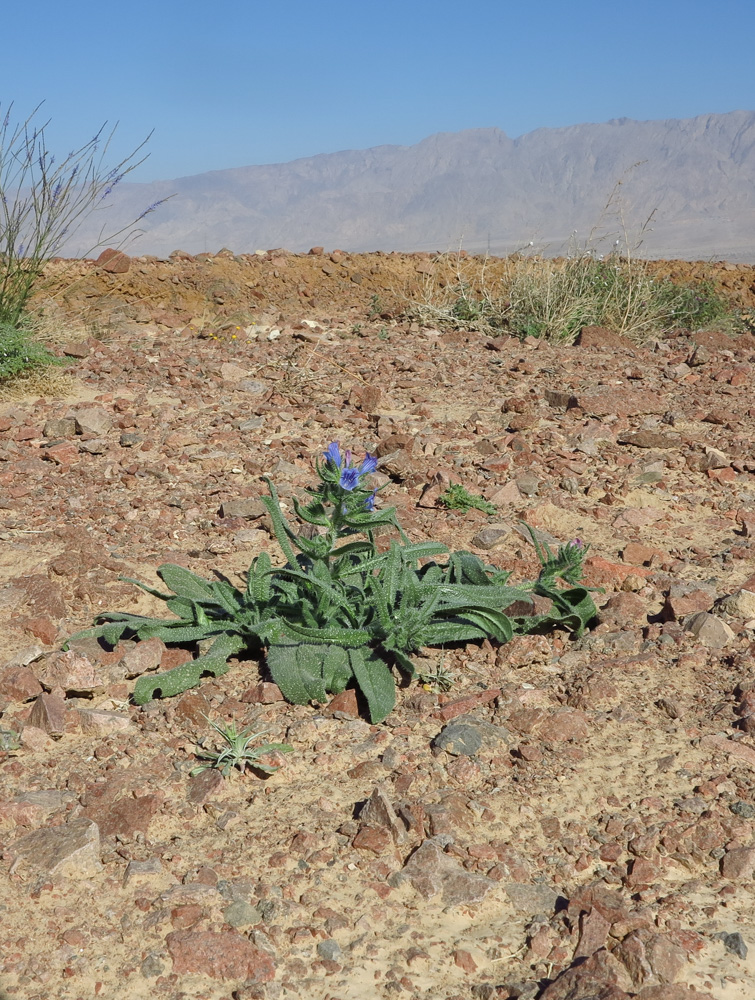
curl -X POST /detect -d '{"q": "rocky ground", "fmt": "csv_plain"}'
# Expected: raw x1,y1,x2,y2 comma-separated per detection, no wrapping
1,248,755,1000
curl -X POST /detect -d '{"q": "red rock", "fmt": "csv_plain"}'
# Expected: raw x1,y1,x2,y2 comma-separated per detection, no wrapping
0,665,43,702
166,930,275,981
353,825,392,854
537,709,590,742
453,948,477,973
241,681,285,705
19,575,67,619
646,934,685,984
625,857,665,888
44,441,80,465
97,249,131,273
584,556,651,587
23,616,58,645
622,542,665,566
435,688,500,722
170,904,203,929
708,466,736,483
37,650,99,694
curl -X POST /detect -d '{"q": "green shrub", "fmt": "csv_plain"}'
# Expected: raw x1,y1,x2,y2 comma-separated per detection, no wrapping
0,320,64,381
67,444,598,724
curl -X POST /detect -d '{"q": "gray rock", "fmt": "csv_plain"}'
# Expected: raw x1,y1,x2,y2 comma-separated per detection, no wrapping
471,524,509,549
220,498,266,519
224,900,262,928
72,407,112,436
140,951,165,977
685,612,735,649
124,858,164,883
504,882,559,915
316,939,342,961
43,417,77,439
433,715,507,757
719,931,748,959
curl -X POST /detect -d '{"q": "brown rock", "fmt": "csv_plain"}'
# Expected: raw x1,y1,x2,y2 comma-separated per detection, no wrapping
453,948,477,973
28,691,69,736
120,637,166,678
241,681,284,705
576,388,667,417
635,987,714,1000
435,688,501,722
574,907,612,960
720,845,755,879
166,930,275,981
187,768,224,804
174,690,212,725
359,784,406,843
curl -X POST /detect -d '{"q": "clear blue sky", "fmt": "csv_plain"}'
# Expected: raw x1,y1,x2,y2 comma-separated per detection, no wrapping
2,0,753,182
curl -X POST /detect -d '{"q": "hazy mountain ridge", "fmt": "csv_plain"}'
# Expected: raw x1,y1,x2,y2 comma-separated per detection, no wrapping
68,110,755,261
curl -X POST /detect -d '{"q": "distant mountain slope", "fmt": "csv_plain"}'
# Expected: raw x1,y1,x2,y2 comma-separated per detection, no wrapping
68,110,755,261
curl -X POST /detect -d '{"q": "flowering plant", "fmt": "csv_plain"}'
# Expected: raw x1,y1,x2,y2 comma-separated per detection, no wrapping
66,443,597,723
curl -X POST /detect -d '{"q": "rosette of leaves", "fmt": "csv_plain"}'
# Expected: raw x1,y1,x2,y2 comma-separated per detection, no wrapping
65,444,597,723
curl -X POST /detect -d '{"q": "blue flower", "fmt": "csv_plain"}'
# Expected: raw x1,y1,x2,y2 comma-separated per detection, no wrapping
323,442,378,492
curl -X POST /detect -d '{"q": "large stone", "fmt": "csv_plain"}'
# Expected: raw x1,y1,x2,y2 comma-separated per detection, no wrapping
37,650,100,695
685,612,735,649
8,818,101,878
166,930,275,981
392,837,495,905
538,948,633,999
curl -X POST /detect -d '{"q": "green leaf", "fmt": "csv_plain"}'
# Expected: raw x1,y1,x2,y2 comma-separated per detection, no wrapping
266,643,328,705
157,564,220,602
320,644,354,695
247,551,273,603
261,478,299,565
349,648,395,723
132,632,245,704
280,620,371,647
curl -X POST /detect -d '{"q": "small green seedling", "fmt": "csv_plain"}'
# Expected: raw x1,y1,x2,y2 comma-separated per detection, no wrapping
190,718,293,778
438,483,497,515
0,727,20,752
416,655,454,693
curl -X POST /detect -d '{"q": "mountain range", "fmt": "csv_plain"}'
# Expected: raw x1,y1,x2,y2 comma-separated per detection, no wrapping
68,110,755,261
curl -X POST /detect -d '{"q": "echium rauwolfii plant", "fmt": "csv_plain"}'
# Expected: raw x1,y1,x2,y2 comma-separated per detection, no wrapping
66,444,597,723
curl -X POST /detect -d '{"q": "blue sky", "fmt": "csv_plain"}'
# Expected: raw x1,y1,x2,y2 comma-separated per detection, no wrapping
2,0,753,182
